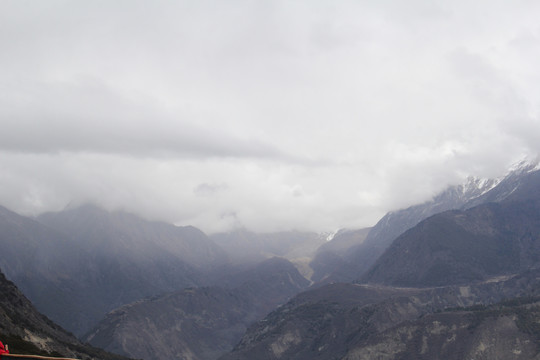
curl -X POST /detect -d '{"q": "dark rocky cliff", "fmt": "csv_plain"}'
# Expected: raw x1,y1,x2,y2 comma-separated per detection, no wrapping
0,269,133,360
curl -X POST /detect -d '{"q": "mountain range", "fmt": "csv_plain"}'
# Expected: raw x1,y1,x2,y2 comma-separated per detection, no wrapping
1,203,228,336
2,160,540,359
221,164,540,359
0,204,324,359
363,169,540,286
311,162,540,284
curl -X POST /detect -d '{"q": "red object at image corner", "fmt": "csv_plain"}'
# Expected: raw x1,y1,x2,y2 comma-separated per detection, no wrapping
0,341,8,355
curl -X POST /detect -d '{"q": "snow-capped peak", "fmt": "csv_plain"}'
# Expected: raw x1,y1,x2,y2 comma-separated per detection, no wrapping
506,157,540,176
461,176,500,199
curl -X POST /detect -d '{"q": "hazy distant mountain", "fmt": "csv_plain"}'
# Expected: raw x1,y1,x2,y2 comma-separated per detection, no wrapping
210,229,326,263
35,204,228,336
0,268,133,360
309,228,371,283
316,228,372,257
85,257,310,360
0,204,227,337
210,229,327,281
362,169,540,287
38,204,227,270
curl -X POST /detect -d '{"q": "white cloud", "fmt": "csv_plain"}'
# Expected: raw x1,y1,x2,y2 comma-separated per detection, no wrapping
0,0,539,233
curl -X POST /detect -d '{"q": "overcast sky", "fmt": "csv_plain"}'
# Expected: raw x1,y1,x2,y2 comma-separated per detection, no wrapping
1,0,539,233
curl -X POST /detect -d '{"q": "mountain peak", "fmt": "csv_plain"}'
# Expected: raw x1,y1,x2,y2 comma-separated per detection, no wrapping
506,157,540,175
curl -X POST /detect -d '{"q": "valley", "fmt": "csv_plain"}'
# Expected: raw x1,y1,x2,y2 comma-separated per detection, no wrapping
3,2,539,359
1,162,540,359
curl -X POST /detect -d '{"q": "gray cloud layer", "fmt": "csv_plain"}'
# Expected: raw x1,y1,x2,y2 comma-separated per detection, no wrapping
0,1,539,233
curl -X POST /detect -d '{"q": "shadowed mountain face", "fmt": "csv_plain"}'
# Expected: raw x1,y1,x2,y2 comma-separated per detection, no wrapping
362,170,540,287
0,268,133,360
85,257,310,360
310,177,500,284
0,204,227,337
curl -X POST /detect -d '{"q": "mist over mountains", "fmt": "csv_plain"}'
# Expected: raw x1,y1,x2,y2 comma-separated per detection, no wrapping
222,163,540,359
2,2,540,359
1,203,227,337
2,161,540,359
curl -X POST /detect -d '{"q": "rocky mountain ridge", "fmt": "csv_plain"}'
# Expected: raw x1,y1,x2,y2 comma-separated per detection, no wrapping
362,169,540,286
313,161,540,284
221,269,540,359
85,257,310,360
3,161,540,359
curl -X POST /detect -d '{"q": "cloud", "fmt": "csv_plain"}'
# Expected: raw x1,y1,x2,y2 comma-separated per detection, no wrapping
194,183,229,197
0,1,539,233
0,77,295,161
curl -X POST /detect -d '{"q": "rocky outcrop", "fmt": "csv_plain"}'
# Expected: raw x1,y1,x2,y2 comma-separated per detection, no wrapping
0,269,133,360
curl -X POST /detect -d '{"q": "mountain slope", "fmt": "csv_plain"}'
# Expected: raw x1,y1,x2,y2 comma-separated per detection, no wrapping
322,163,539,283
0,205,96,336
309,228,371,283
37,204,227,270
221,165,540,360
221,269,540,360
0,268,133,360
85,257,310,360
342,297,540,360
334,177,499,282
362,170,540,287
0,204,226,337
